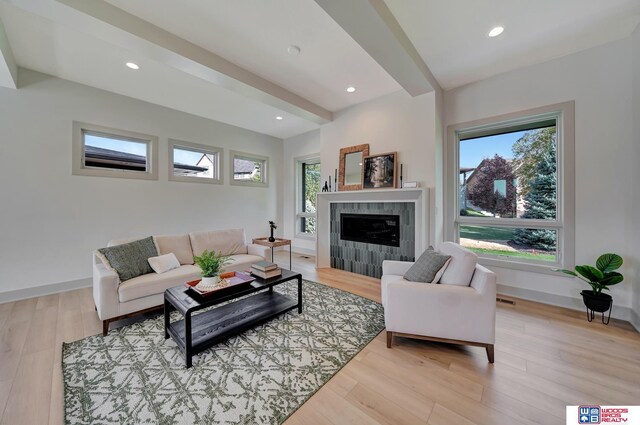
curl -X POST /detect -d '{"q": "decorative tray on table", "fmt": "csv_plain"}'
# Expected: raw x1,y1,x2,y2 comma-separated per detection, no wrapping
184,272,256,297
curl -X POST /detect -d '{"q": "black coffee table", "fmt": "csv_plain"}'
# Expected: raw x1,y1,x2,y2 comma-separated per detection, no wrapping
164,269,303,368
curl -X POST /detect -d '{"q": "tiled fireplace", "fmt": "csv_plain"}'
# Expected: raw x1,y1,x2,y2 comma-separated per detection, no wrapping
316,188,429,278
330,202,415,278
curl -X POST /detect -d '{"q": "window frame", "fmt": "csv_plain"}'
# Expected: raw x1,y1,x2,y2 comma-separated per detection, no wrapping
229,150,269,188
72,121,158,180
295,154,321,239
445,101,575,273
168,139,223,185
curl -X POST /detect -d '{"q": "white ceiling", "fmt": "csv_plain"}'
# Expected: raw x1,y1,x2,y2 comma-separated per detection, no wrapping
385,0,640,90
1,0,639,139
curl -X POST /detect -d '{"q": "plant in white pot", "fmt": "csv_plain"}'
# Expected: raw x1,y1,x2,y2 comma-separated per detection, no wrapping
193,250,231,290
554,253,624,324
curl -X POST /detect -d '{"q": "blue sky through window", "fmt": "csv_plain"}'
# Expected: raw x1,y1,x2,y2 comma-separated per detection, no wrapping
459,130,527,168
173,148,204,165
85,134,147,157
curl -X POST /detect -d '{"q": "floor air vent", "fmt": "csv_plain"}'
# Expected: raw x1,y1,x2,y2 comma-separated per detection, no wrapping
496,297,516,305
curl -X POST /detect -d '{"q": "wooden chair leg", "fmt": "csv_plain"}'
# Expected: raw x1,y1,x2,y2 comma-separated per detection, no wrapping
386,331,393,348
486,344,494,363
102,320,109,336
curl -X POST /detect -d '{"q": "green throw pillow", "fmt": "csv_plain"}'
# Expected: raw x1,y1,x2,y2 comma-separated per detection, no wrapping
98,237,158,282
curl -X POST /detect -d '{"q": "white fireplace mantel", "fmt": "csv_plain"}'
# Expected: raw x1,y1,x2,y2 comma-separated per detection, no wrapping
316,188,430,268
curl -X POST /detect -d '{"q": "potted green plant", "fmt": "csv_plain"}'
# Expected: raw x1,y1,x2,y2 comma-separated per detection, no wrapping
193,250,231,287
554,253,624,323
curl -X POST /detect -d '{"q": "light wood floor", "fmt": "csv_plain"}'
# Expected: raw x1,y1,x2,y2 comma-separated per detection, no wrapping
0,251,638,425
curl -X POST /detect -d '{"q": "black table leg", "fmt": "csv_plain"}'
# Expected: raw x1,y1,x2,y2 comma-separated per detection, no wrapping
185,312,193,368
164,297,170,339
271,247,274,263
289,245,292,270
297,275,303,314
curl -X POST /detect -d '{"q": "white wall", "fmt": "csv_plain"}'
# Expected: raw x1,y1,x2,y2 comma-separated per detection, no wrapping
0,69,283,295
632,26,640,328
444,38,636,314
282,90,437,252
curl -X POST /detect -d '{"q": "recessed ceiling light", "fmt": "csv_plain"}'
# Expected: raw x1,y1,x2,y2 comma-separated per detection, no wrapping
287,45,301,56
488,26,504,37
276,116,283,120
346,86,356,93
125,62,140,70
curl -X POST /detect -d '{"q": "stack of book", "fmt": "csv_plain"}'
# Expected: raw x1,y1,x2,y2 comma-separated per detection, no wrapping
250,260,282,279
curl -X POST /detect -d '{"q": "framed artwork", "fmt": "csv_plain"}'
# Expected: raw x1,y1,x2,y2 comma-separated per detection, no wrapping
362,152,397,189
338,144,370,191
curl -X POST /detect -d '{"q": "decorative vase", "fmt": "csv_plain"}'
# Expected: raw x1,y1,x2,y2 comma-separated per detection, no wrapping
580,290,613,324
269,227,275,242
200,275,221,286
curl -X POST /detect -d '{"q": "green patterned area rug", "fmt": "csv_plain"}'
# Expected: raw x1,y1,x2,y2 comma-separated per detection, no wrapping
62,280,384,424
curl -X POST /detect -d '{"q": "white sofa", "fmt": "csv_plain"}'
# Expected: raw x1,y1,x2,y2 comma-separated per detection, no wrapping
93,228,270,335
381,242,497,362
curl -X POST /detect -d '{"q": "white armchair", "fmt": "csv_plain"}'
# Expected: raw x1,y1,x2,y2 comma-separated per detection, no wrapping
381,243,497,363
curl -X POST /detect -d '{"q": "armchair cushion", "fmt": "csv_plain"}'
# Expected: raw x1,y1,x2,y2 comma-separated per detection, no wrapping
403,247,451,283
437,242,478,286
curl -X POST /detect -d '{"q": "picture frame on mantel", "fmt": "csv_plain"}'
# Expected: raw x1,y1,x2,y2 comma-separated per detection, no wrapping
362,152,398,189
338,144,370,191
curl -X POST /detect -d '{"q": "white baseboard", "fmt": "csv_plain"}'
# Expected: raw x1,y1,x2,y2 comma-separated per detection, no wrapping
0,277,92,304
631,309,640,333
497,284,633,323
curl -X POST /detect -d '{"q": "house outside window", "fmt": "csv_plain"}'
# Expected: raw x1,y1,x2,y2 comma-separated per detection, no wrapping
296,156,320,236
169,139,223,184
230,151,268,187
446,102,575,272
72,122,158,180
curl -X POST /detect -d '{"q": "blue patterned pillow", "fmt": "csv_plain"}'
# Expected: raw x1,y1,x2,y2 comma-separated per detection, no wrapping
97,237,158,281
403,247,451,283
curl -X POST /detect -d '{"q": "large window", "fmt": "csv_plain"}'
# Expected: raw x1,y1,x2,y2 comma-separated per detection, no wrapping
72,122,158,180
230,151,268,187
296,157,320,236
446,102,574,271
169,139,222,184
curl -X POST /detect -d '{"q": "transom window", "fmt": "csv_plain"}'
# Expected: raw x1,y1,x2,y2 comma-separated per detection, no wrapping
296,157,321,236
72,122,158,180
446,102,575,271
230,151,268,187
169,139,222,184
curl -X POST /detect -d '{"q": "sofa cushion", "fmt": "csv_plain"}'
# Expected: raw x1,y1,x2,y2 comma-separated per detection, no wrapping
437,242,478,286
189,229,248,257
403,247,451,283
148,253,181,274
222,254,264,273
154,234,194,265
118,265,201,302
97,237,158,282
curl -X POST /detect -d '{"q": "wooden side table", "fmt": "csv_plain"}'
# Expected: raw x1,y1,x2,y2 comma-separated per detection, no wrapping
252,237,292,270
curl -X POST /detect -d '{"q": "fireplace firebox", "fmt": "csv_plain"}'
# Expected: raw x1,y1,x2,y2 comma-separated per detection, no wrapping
340,213,400,247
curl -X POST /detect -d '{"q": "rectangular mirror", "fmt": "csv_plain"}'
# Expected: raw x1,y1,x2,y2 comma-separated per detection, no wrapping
338,144,369,191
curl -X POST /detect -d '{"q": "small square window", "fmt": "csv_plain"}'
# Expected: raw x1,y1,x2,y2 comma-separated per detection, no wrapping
230,151,268,187
73,122,158,180
169,139,223,184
